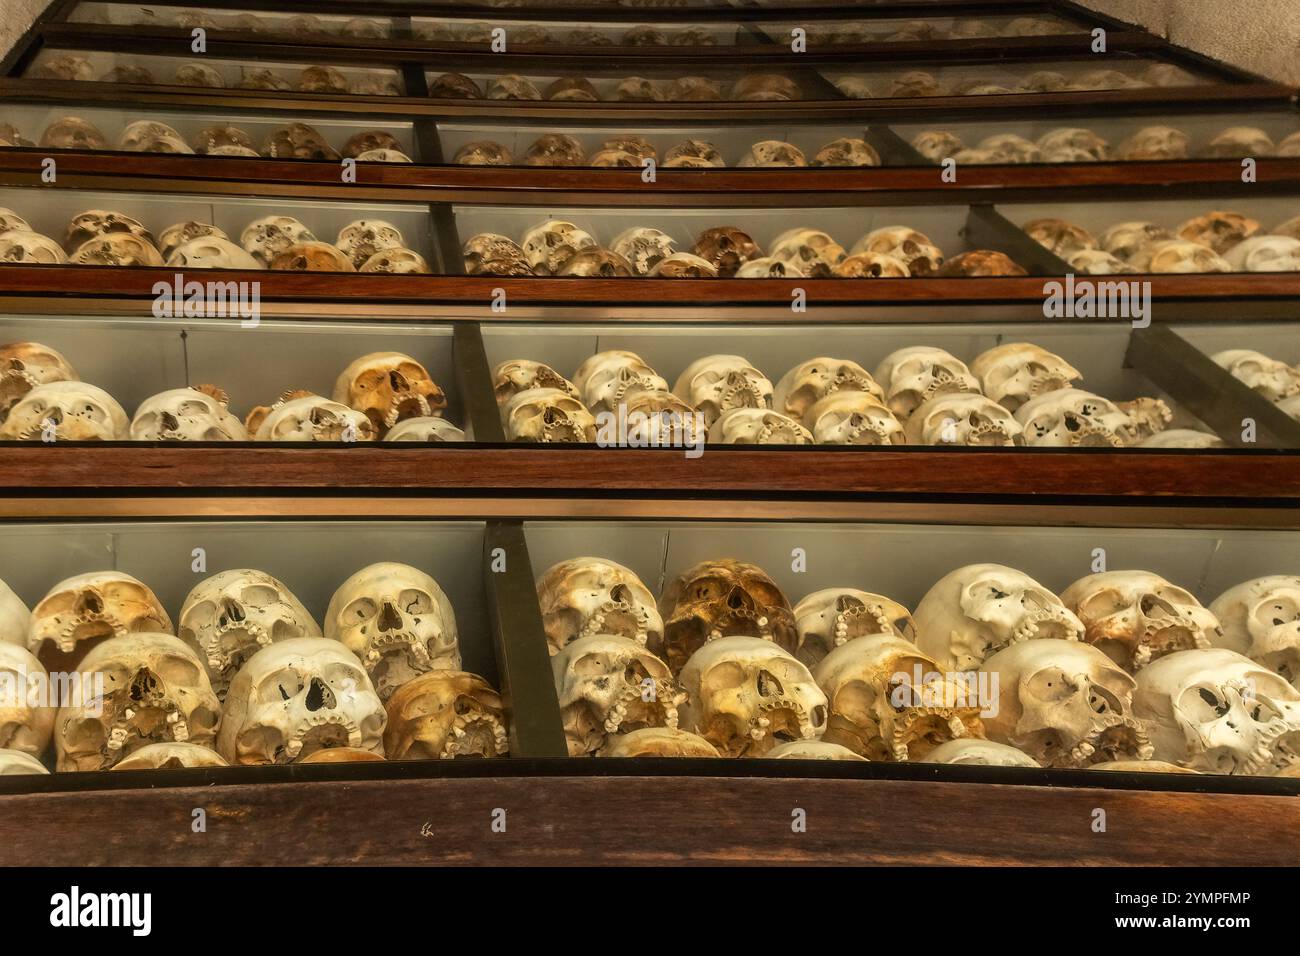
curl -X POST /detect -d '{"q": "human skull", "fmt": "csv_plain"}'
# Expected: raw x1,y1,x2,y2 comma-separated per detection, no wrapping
28,571,172,673
690,226,761,276
167,237,261,270
883,71,941,97
905,393,1023,446
1014,388,1136,447
218,637,386,764
383,417,465,442
270,242,356,272
679,636,825,757
553,634,682,756
40,117,108,151
911,131,964,163
55,633,220,771
332,351,446,433
600,726,719,757
970,342,1082,411
981,639,1152,767
772,357,883,423
178,569,322,698
1133,237,1230,272
814,634,984,761
299,747,383,764
873,346,981,418
358,248,429,273
158,222,227,261
1202,126,1274,159
1061,570,1221,672
431,73,485,99
671,355,772,427
492,359,579,408
1211,349,1300,401
463,233,532,276
1134,648,1300,774
0,579,29,647
1099,221,1175,261
0,381,129,441
520,219,597,274
1117,397,1173,443
804,392,905,445
0,230,67,265
708,408,813,445
118,121,193,154
523,133,587,166
64,210,155,254
384,670,507,759
240,216,316,266
111,741,229,770
1139,429,1225,449
69,234,165,267
454,141,512,166
335,220,406,270
130,385,247,441
0,750,47,774
325,562,459,701
793,587,916,668
656,559,797,675
833,252,910,278
1022,218,1097,259
936,250,1027,277
738,141,807,168
851,227,945,276
1068,249,1138,275
766,740,866,760
537,557,662,656
174,63,225,88
1178,211,1260,255
922,738,1040,767
1037,128,1109,162
260,123,339,161
610,227,677,276
1210,576,1300,687
734,257,803,278
299,66,351,95
503,388,596,443
663,140,724,166
612,78,661,102
914,563,1083,673
544,77,599,103
342,131,403,160
247,391,377,442
1115,126,1189,161
561,248,637,277
731,73,801,102
769,228,846,277
1224,236,1300,272
574,350,667,414
811,138,879,167
32,53,94,82
0,643,54,757
0,342,78,422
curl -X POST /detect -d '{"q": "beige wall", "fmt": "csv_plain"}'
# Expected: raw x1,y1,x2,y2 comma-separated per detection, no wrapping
1081,0,1300,84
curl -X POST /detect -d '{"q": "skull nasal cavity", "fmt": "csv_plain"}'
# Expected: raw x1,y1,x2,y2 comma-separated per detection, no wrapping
161,412,179,432
727,586,752,610
610,583,632,605
129,668,158,701
220,598,246,625
305,676,336,711
78,592,103,614
378,602,402,632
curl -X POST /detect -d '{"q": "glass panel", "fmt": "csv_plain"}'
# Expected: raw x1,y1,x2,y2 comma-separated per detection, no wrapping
426,65,815,103
758,12,1087,45
68,3,398,40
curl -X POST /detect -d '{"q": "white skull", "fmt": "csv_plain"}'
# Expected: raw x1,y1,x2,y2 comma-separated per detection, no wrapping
157,221,228,260
1060,570,1221,672
39,117,108,150
117,120,193,154
0,342,78,422
1067,249,1138,275
1139,429,1225,449
911,131,964,163
65,210,154,252
738,140,807,167
520,219,597,275
980,639,1151,768
383,417,465,442
0,643,54,757
970,342,1082,411
1014,388,1135,447
1098,221,1175,261
1036,127,1109,162
1210,576,1300,687
503,388,596,443
240,216,316,267
130,386,247,441
610,227,677,276
873,346,981,418
552,634,682,756
1115,126,1190,161
55,633,221,771
1203,126,1275,159
1134,648,1300,774
112,742,228,769
799,391,900,445
767,740,867,759
0,749,48,774
536,557,662,656
772,357,884,423
679,636,827,757
1022,218,1096,258
1130,239,1232,274
1178,210,1260,254
813,634,984,761
331,351,447,432
325,562,460,701
0,230,68,265
69,234,165,267
0,578,30,647
178,569,322,698
768,228,846,277
355,149,412,164
218,637,386,765
166,237,262,270
913,563,1083,672
671,354,773,427
1223,235,1300,272
248,392,376,442
28,571,172,668
359,248,429,273
707,408,812,444
851,227,945,275
1212,349,1300,401
734,257,804,278
1118,397,1173,443
573,350,667,414
793,587,916,668
492,359,580,407
335,220,406,270
0,381,128,441
922,738,1041,767
905,393,1022,446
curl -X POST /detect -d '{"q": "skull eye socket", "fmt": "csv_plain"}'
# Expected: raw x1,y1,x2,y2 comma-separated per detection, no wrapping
260,666,304,705
571,653,608,678
703,660,746,691
1077,588,1128,621
1025,668,1073,701
176,401,213,418
399,589,432,615
343,598,377,625
1258,597,1300,628
154,655,202,687
688,577,725,603
1180,684,1231,722
240,584,280,608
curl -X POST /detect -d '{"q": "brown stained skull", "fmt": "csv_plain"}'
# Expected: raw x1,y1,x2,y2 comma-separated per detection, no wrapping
383,670,508,759
40,117,108,151
463,233,533,277
64,210,155,255
28,571,173,673
260,123,341,161
0,342,78,423
335,220,406,270
936,250,1028,277
269,242,356,272
537,557,663,655
332,351,447,432
656,560,798,674
691,227,762,277
342,130,402,159
491,359,580,408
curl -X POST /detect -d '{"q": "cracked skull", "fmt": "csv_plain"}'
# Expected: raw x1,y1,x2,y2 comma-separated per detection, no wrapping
1061,570,1222,672
55,633,220,772
914,563,1084,673
178,568,322,699
1210,576,1300,687
553,634,683,756
383,670,507,760
326,562,460,702
537,557,662,656
793,587,917,668
332,351,447,433
218,637,386,765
